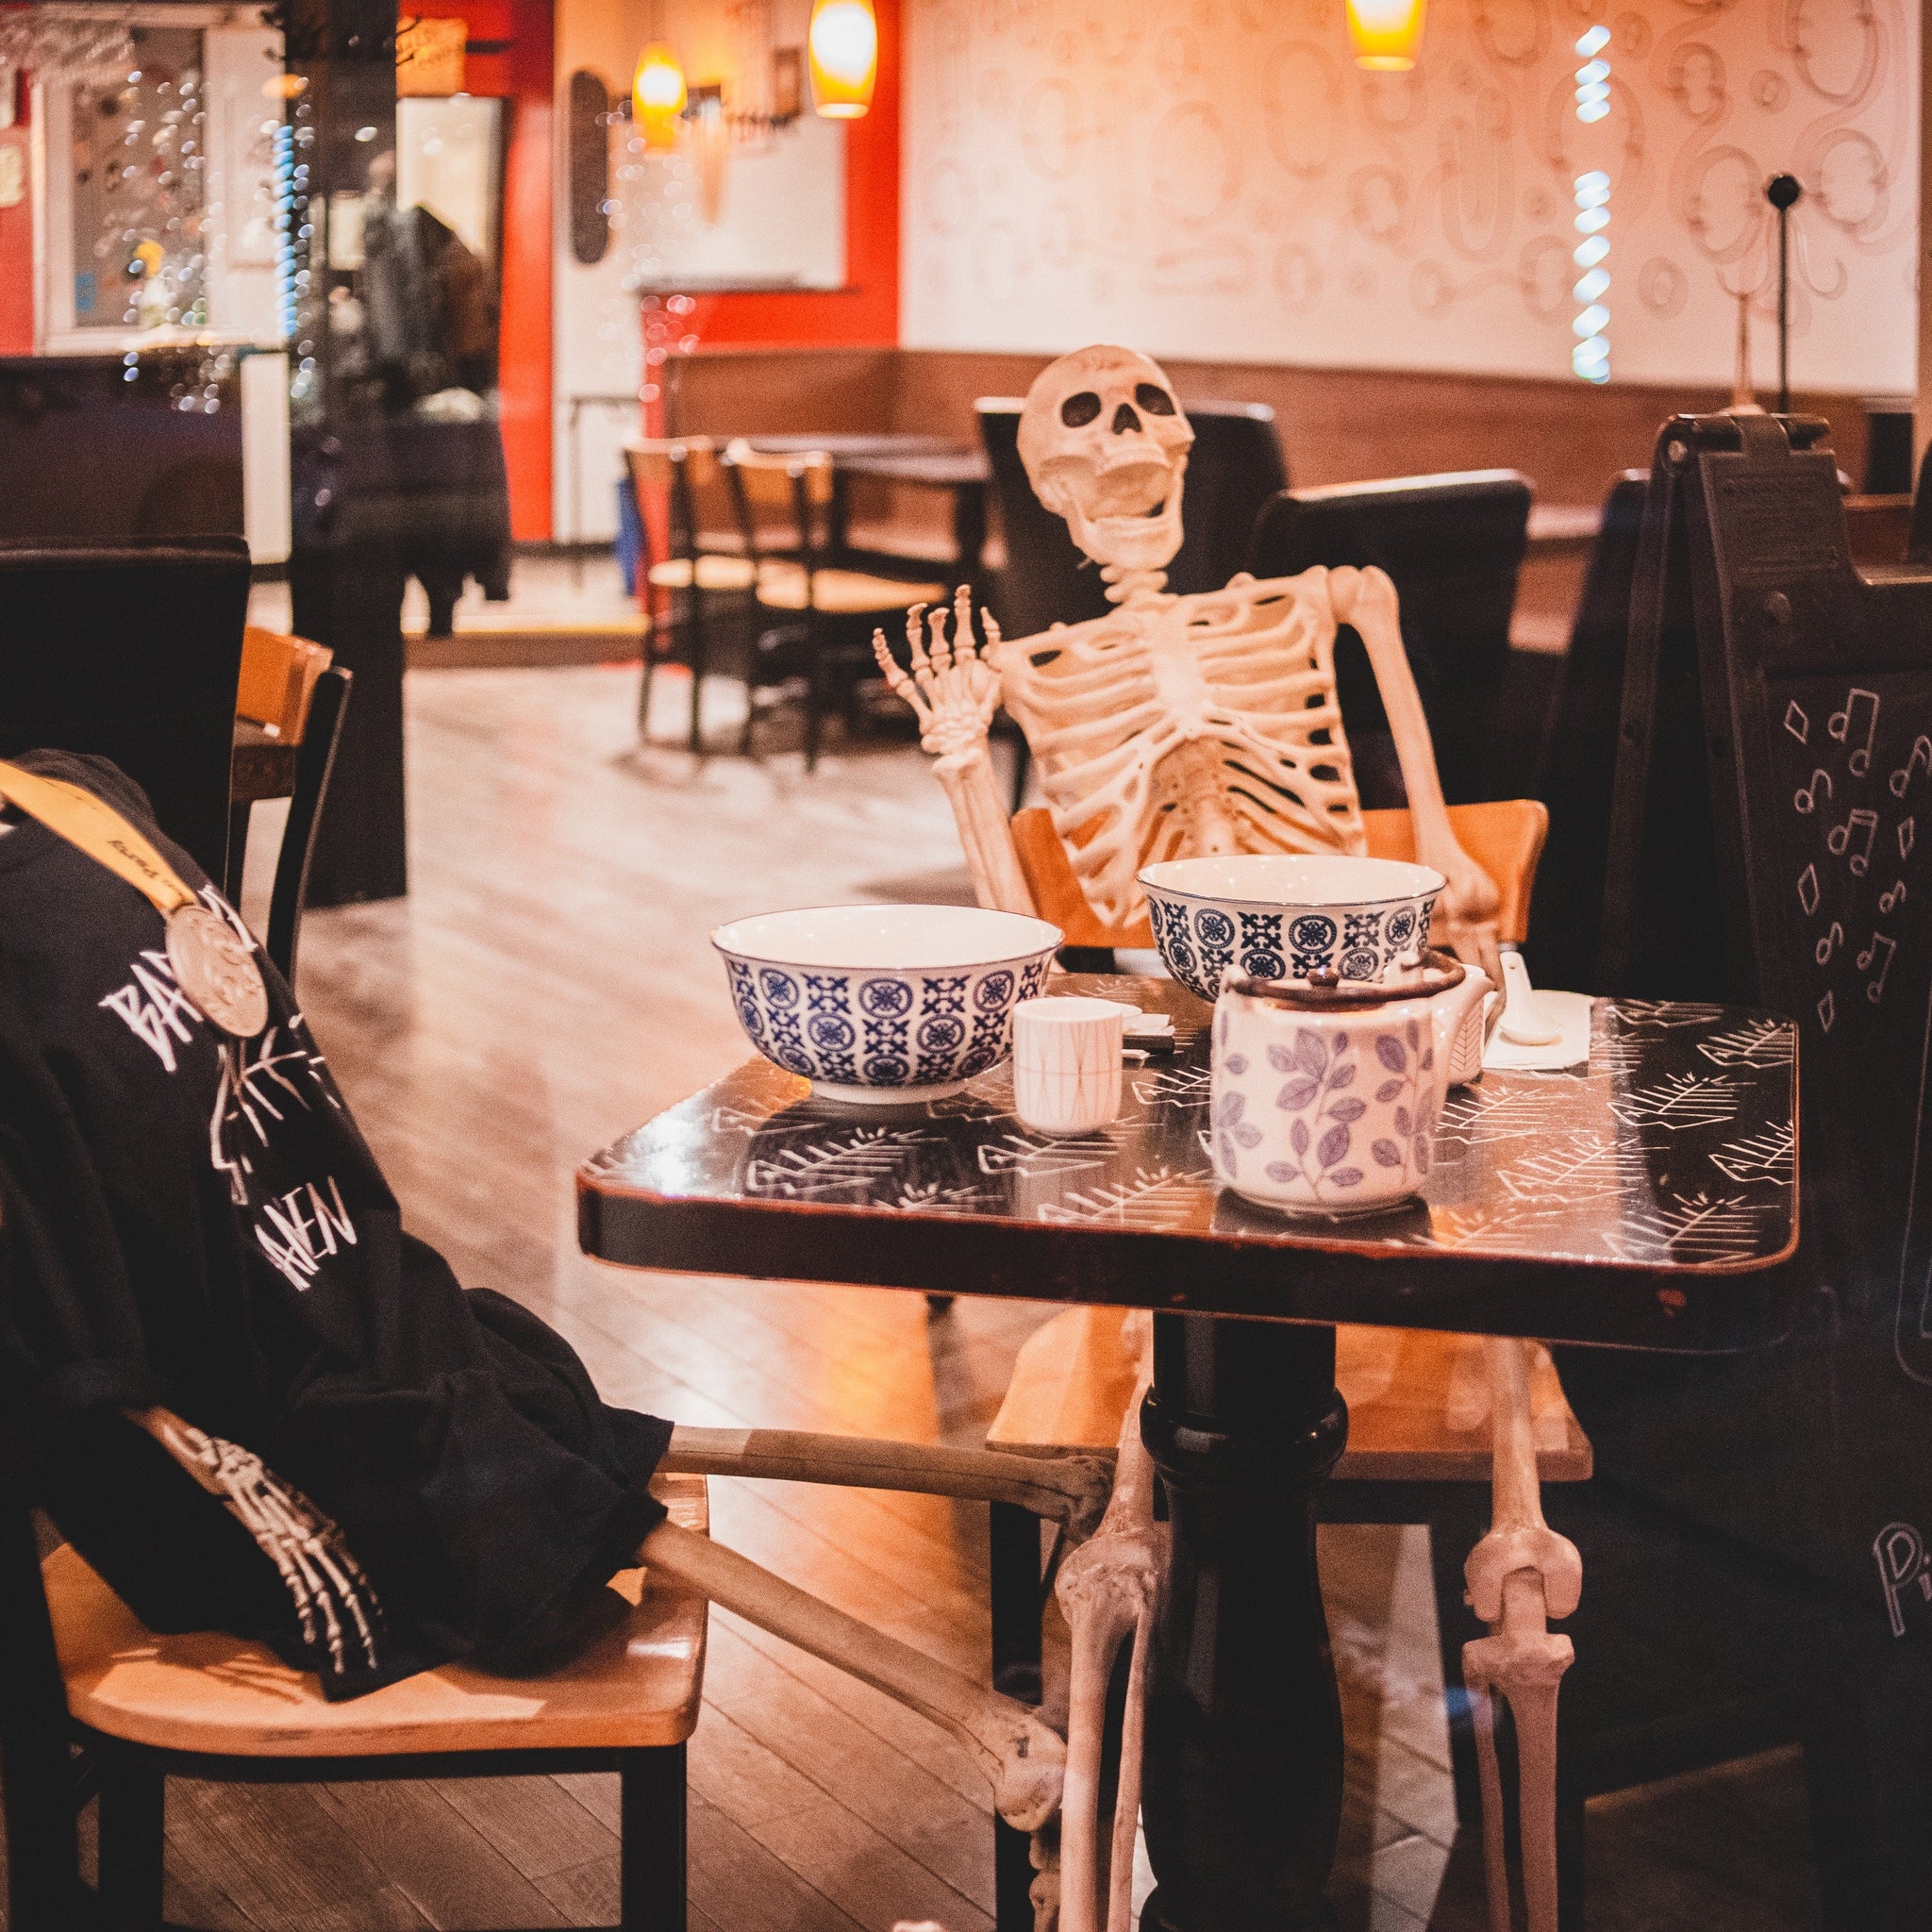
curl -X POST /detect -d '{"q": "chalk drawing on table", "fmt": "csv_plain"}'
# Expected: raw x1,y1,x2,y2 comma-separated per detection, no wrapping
1695,1019,1795,1069
745,1124,941,1198
1784,699,1810,744
1599,1190,1777,1266
1436,1082,1573,1146
885,1179,995,1215
1130,1061,1213,1109
1036,1164,1209,1230
1607,1001,1729,1029
1882,879,1909,915
1816,921,1844,965
1829,687,1880,776
977,1124,1137,1179
1709,1121,1796,1186
1828,807,1880,875
1891,734,1932,798
1493,1132,1654,1203
1607,1072,1743,1129
1795,767,1833,813
1798,862,1821,916
1819,989,1837,1032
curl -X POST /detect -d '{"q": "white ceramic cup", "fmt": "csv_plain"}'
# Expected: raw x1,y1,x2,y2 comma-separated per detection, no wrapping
1012,996,1129,1136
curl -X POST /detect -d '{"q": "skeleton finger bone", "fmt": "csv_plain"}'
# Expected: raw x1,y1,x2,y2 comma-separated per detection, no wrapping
641,1519,1066,1832
874,628,934,732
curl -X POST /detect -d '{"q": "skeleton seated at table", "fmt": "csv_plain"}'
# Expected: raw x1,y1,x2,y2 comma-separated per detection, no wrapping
878,345,1576,1932
874,343,1503,980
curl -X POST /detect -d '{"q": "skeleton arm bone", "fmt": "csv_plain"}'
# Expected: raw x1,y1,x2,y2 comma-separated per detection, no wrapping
661,1426,1113,1541
874,591,1037,918
640,1519,1066,1832
1327,566,1505,983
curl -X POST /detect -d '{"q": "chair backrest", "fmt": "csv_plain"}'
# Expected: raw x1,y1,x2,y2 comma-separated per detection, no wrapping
625,436,735,558
1524,471,1646,991
266,667,352,983
1162,400,1290,598
1010,798,1547,956
1246,471,1534,808
975,396,1290,635
723,441,833,570
237,626,332,741
0,538,252,881
975,399,1115,641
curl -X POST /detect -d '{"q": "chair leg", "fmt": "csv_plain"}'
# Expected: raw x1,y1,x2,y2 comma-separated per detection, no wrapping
991,1500,1043,1932
95,1757,165,1930
687,594,708,756
620,1743,687,1932
804,624,824,774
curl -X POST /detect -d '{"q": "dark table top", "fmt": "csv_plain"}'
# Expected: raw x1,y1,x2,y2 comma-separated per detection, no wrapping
742,434,980,470
578,977,1800,1354
836,450,991,489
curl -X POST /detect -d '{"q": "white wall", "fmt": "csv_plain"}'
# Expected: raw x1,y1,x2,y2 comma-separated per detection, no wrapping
902,0,1919,394
552,0,845,540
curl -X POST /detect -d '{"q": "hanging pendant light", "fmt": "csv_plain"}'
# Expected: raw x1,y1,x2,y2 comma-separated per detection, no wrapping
808,0,876,119
632,39,687,152
1345,0,1425,71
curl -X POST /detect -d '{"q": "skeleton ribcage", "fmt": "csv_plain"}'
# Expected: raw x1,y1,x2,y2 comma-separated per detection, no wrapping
1000,579,1369,929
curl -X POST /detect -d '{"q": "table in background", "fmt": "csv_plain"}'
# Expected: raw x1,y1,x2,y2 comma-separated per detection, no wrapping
743,434,991,585
579,976,1800,1932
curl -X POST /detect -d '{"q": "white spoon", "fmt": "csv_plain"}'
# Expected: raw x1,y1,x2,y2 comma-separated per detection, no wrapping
1498,948,1562,1046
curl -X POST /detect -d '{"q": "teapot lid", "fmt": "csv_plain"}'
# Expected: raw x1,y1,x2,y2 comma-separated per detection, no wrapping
1224,947,1468,1010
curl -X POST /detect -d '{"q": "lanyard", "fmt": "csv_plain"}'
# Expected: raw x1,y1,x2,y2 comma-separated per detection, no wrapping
0,759,268,1039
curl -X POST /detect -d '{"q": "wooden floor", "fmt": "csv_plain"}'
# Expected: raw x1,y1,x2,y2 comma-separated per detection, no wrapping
17,665,1822,1932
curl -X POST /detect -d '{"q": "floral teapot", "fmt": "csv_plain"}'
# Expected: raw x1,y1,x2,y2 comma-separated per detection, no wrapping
1209,950,1493,1216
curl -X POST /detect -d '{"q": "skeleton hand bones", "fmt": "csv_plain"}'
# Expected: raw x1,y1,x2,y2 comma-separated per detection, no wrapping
873,588,1004,768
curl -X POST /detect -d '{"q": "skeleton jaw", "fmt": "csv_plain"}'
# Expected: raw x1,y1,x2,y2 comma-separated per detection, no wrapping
1044,454,1187,575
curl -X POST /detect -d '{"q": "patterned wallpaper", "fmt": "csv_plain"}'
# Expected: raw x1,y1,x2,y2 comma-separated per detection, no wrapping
901,0,1918,392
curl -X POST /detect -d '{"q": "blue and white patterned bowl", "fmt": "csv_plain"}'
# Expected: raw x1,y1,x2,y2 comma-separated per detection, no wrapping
713,904,1063,1105
1138,855,1444,1004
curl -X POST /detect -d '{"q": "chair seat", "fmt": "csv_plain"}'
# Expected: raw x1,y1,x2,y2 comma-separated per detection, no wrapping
988,1307,1591,1482
46,1474,709,1758
646,555,759,592
754,563,947,616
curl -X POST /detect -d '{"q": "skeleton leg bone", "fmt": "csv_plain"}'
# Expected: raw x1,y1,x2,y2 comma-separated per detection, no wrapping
1054,1367,1164,1932
640,1519,1067,1834
1459,1339,1580,1932
660,1426,1114,1541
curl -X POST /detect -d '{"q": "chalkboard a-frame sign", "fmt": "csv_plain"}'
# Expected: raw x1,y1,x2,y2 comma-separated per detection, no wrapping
1602,411,1932,1643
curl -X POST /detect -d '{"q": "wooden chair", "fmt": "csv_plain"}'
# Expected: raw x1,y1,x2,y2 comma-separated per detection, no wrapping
625,437,757,753
723,442,947,771
984,792,1590,1931
264,665,352,983
0,1463,706,1932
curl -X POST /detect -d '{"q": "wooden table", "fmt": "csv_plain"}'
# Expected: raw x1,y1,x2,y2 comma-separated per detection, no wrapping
579,976,1800,1932
743,434,991,582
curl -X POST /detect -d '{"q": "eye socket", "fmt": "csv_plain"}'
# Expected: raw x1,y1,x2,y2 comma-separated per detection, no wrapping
1135,383,1176,416
1059,391,1103,427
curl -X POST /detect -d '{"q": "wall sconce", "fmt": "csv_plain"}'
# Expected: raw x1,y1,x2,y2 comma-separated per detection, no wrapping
808,0,876,118
632,40,687,152
1345,0,1424,71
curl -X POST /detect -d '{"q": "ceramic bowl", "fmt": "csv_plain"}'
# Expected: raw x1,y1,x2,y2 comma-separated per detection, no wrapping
1138,854,1444,1003
712,904,1063,1104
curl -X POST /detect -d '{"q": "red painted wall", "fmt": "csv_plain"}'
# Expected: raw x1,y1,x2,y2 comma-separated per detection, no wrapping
676,0,901,353
0,80,35,356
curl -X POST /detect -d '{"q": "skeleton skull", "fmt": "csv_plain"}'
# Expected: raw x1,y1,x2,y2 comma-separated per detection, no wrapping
1017,345,1194,575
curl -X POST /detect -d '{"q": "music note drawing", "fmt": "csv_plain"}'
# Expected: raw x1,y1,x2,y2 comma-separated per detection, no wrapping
1829,808,1881,875
1830,688,1881,776
1795,768,1833,814
1817,922,1844,965
1882,880,1909,915
1860,930,1898,1005
1892,735,1932,798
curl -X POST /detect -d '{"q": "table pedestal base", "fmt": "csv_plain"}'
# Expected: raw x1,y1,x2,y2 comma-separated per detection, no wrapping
1140,1314,1348,1932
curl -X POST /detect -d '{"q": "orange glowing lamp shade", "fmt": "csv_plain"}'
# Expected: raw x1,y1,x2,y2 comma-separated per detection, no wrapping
808,0,876,119
632,41,687,150
1345,0,1425,70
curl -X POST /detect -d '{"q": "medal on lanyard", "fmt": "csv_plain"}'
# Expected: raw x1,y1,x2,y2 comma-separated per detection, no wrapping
0,760,269,1039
